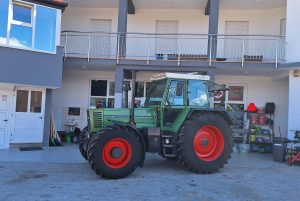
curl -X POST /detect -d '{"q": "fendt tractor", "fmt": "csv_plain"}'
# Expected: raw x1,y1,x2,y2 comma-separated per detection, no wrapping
79,73,233,179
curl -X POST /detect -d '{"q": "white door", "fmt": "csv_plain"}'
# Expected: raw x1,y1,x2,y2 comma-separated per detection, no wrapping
0,91,10,149
12,89,45,143
89,19,112,58
225,21,249,59
155,20,179,56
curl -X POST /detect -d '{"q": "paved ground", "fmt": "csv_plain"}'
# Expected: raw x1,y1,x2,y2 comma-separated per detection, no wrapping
0,145,299,201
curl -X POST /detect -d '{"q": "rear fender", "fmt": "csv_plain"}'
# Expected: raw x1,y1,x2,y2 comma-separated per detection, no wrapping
188,109,233,125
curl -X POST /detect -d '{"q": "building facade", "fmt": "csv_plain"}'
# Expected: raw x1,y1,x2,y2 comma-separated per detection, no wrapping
1,0,300,149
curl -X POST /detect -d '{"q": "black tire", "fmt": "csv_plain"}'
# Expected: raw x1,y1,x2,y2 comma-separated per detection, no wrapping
79,127,89,160
177,112,233,173
87,125,144,179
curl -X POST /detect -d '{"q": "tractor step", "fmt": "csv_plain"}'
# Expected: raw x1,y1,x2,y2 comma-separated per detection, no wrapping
162,135,174,138
163,144,175,148
164,154,177,158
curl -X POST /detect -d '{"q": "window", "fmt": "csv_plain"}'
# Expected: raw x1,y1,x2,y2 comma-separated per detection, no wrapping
214,84,247,112
89,19,112,58
90,80,115,108
166,80,184,106
16,90,28,112
0,1,59,53
155,21,178,55
145,80,166,107
9,1,33,48
188,80,209,107
34,5,57,52
228,86,244,102
30,91,42,113
16,89,43,113
0,0,9,44
280,19,286,36
13,2,32,23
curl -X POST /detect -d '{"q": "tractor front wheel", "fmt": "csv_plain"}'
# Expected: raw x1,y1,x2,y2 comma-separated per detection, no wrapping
87,125,144,179
177,112,233,173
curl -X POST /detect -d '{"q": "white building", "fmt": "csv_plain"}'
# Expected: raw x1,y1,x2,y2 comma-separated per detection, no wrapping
1,0,300,148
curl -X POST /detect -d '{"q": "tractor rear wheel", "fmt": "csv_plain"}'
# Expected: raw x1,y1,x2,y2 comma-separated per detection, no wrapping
177,112,233,173
79,127,89,160
87,125,144,179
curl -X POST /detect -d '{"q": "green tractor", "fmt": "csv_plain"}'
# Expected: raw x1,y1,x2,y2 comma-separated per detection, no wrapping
79,73,233,179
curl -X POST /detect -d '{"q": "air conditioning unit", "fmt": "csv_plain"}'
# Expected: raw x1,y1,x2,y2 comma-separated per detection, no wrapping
294,69,300,77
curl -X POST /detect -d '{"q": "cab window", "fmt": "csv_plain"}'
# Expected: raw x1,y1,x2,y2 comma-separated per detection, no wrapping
188,80,209,107
166,80,184,106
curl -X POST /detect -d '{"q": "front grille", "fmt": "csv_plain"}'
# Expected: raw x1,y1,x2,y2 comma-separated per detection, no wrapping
93,111,103,129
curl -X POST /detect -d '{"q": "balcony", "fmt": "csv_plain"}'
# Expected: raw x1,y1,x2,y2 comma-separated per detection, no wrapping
61,31,286,68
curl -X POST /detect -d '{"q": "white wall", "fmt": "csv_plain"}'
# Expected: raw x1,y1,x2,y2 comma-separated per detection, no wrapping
62,8,119,32
216,75,289,138
52,71,289,138
288,70,300,139
52,70,115,130
62,7,286,35
286,0,300,62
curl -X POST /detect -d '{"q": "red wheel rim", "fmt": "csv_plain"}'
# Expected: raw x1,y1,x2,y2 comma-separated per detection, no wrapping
102,138,132,169
193,126,225,162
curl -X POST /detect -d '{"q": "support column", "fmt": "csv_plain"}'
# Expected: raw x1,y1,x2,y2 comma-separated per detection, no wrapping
288,70,300,139
43,89,52,146
114,67,124,108
286,0,300,62
207,69,216,109
118,0,128,58
207,0,220,59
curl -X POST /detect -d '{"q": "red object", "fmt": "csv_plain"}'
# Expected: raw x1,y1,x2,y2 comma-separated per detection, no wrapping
102,138,132,169
288,148,300,166
250,116,258,124
258,115,267,125
247,103,258,113
193,126,225,162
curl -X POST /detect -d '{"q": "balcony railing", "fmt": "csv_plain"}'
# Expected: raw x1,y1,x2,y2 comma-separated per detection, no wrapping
61,31,286,68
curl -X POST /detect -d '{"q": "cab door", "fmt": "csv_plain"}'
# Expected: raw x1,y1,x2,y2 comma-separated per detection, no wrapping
160,80,188,133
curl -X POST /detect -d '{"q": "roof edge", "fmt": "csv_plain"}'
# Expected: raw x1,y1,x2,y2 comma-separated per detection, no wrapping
23,0,68,11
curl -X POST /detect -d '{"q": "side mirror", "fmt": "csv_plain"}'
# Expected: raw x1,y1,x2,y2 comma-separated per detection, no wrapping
176,82,184,96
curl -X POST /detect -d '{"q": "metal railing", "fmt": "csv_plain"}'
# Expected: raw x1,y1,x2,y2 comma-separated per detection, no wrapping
61,31,286,67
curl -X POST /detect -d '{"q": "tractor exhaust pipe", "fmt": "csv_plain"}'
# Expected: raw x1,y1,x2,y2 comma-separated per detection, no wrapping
130,70,136,124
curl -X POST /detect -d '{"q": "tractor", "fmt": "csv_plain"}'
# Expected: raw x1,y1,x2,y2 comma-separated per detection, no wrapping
79,73,233,179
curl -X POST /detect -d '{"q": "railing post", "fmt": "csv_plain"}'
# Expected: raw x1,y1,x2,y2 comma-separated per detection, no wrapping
209,35,212,66
88,35,91,62
64,33,68,61
275,38,279,69
116,33,120,64
147,36,150,65
177,35,181,66
242,36,245,68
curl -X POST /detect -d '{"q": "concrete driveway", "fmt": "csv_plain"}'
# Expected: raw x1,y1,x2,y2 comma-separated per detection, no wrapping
0,145,299,201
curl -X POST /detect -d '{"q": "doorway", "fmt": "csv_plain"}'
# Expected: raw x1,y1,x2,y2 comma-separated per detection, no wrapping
0,90,10,149
12,88,46,144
